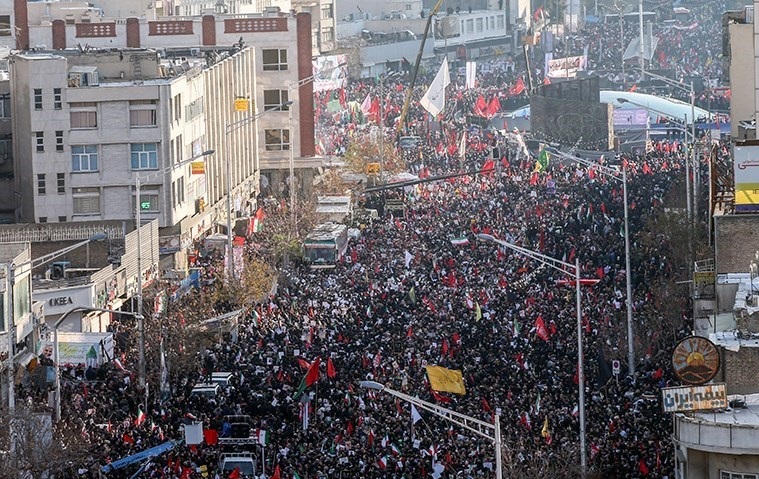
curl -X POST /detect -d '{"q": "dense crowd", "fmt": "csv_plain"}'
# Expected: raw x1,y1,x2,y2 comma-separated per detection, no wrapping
16,4,733,479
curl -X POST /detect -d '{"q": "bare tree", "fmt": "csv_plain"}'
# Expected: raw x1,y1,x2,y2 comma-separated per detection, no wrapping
0,405,91,479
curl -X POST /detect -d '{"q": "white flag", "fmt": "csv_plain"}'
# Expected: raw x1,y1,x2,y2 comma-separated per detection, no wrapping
411,404,422,424
465,61,476,89
404,250,414,269
419,59,450,117
361,94,372,115
458,131,467,158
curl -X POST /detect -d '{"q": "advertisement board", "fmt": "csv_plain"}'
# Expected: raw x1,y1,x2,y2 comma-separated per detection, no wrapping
546,54,587,79
733,145,759,212
613,108,649,127
661,383,727,413
37,332,114,368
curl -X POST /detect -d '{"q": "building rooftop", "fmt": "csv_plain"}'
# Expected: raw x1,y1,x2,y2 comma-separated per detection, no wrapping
693,393,759,426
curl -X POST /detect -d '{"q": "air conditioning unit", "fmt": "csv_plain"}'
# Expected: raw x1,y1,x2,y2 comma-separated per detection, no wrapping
190,47,201,57
51,261,71,279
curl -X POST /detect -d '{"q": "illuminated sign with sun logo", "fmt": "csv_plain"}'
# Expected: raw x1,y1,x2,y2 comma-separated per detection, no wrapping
671,336,721,385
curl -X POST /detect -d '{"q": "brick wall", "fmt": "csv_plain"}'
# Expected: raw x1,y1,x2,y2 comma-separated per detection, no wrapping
714,214,759,274
721,346,759,395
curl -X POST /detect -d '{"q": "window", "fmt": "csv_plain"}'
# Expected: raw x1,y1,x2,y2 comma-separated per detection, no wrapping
321,5,333,18
489,16,495,29
0,138,12,161
0,15,12,37
405,3,411,10
57,173,65,194
37,174,46,195
130,100,157,127
721,473,759,479
497,15,504,29
39,217,47,223
175,134,183,164
70,102,97,129
476,18,483,32
55,131,64,152
263,90,289,111
58,216,66,222
72,145,98,172
173,94,182,122
73,187,100,215
262,49,288,71
172,177,185,207
264,129,290,151
35,131,44,152
130,143,158,170
34,88,43,110
134,188,159,212
322,29,334,44
53,88,62,109
0,94,9,118
466,19,473,33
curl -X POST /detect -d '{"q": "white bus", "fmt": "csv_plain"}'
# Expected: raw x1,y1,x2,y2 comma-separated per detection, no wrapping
303,223,350,269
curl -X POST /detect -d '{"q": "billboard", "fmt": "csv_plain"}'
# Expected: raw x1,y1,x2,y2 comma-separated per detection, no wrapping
733,145,759,212
530,94,614,150
312,55,348,92
661,383,727,413
37,332,114,368
546,54,587,79
613,108,649,127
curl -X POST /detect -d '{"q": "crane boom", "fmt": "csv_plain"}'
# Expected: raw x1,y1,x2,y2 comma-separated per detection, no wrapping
395,0,445,135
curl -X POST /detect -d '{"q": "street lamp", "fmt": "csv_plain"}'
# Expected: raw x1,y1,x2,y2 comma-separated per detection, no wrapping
2,232,108,412
476,233,586,477
135,148,214,388
53,306,142,422
547,147,636,377
225,101,292,277
359,380,503,479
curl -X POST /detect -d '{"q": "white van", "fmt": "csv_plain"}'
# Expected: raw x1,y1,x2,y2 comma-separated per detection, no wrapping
191,382,220,398
218,453,256,476
211,372,234,387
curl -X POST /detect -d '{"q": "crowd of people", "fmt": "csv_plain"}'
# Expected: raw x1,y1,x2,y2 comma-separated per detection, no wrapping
18,4,733,479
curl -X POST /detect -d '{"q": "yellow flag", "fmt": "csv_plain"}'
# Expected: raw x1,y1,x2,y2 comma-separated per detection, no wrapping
541,416,550,438
425,365,466,395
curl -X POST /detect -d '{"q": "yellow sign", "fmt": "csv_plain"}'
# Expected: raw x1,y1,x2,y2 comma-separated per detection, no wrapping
234,97,250,112
190,161,206,175
425,365,466,395
366,162,381,174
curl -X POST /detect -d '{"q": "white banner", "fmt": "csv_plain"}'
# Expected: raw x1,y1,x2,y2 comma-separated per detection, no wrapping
37,333,114,368
312,55,348,92
465,61,477,89
546,55,586,78
419,59,450,117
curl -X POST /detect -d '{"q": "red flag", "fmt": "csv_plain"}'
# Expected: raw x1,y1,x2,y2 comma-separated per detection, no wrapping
509,78,525,96
474,95,488,116
295,357,321,398
270,464,281,479
228,467,241,479
368,429,375,446
431,390,452,404
482,158,495,174
203,428,219,445
485,96,501,118
326,357,337,379
297,358,311,370
543,76,551,85
441,339,449,355
534,315,550,341
122,433,135,444
533,6,544,20
406,326,414,338
481,397,491,412
639,458,649,476
628,84,638,92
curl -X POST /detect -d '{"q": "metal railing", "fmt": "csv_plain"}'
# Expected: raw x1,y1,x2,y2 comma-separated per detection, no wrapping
0,224,123,243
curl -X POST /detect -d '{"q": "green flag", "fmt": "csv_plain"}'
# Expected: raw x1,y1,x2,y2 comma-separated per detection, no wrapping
513,317,521,336
409,286,417,304
475,302,482,321
534,145,550,172
293,472,302,479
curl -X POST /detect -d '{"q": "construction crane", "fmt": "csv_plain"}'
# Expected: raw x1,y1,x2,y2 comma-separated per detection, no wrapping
395,0,445,135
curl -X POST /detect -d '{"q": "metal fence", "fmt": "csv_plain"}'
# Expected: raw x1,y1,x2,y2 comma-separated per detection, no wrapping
0,224,125,244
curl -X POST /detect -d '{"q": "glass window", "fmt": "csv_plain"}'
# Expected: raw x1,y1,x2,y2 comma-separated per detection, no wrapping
37,174,45,195
38,217,47,223
13,276,30,325
34,88,43,110
130,100,157,127
476,18,483,32
264,129,290,151
70,102,97,129
0,94,9,118
466,19,473,33
53,88,62,109
57,173,65,194
35,131,44,152
0,15,12,37
72,145,98,172
135,189,159,212
55,130,64,152
262,49,288,71
58,216,66,222
263,90,289,111
73,189,100,215
131,143,158,170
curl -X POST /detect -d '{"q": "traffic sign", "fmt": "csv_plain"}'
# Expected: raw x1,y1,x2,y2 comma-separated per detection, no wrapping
612,360,621,376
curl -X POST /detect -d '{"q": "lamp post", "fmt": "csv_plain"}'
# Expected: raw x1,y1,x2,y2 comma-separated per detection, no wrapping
3,232,108,412
225,102,292,276
476,233,586,477
359,380,503,479
54,306,142,422
286,62,347,233
135,149,214,387
548,148,635,377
